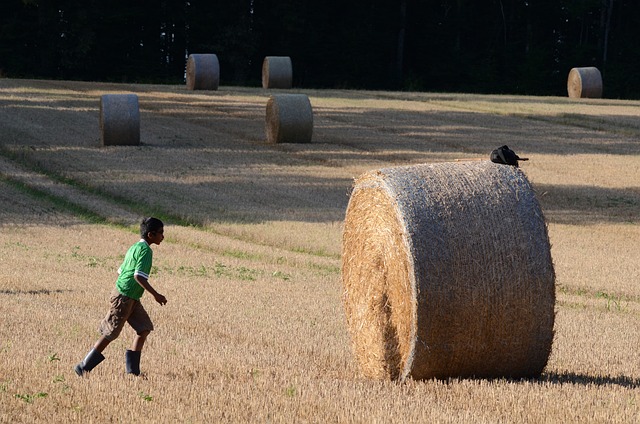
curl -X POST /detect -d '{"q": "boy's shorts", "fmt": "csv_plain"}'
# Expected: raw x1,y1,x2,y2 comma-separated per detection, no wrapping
99,289,154,340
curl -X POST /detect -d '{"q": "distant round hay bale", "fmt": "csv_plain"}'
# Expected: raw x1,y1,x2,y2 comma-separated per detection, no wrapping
186,54,220,90
342,161,555,381
262,56,292,89
265,94,313,143
567,67,602,98
99,94,140,146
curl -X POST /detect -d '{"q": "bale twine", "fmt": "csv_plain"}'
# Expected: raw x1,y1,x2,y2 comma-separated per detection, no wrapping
186,54,220,90
342,161,555,381
99,94,140,146
262,56,293,89
265,94,313,143
567,67,602,98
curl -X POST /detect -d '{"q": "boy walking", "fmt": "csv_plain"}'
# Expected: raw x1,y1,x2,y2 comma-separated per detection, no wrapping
75,217,167,377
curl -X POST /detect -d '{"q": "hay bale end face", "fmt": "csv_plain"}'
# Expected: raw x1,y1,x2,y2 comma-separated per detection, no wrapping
186,54,220,91
99,94,140,147
567,67,603,98
265,94,313,143
262,56,293,89
342,161,555,381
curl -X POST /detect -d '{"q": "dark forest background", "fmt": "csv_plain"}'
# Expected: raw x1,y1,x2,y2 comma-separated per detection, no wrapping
2,0,639,98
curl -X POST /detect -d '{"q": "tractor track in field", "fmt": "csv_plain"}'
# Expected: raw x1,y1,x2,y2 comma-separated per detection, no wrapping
0,152,342,270
0,153,140,226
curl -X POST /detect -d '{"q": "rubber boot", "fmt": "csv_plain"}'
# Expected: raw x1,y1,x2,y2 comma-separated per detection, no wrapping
125,350,141,376
74,349,105,376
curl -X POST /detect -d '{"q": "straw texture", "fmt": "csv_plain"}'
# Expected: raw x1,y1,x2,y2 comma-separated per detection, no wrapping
262,56,293,89
342,161,555,381
186,54,220,91
567,67,602,98
265,94,313,143
99,94,140,146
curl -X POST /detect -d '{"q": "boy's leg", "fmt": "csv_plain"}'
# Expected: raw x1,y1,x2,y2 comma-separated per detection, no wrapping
126,331,149,375
74,345,106,376
131,330,150,351
75,291,135,377
125,350,142,375
94,336,112,352
126,301,154,376
74,336,115,376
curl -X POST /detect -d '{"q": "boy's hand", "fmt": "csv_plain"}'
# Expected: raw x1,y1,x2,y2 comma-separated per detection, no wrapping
154,293,167,306
134,275,167,306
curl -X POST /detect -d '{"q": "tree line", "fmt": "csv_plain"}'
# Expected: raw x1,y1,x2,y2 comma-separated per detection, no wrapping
2,0,639,98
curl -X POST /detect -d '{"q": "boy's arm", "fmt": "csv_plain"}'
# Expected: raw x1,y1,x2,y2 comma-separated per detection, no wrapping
134,275,167,305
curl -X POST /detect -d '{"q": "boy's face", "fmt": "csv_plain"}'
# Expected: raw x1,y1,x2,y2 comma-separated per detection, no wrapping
147,227,164,245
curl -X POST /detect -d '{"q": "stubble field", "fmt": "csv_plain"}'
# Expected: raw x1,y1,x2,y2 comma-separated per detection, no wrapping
0,78,639,423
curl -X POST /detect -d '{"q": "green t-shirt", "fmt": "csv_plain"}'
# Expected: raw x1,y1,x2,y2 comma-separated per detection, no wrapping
115,240,153,300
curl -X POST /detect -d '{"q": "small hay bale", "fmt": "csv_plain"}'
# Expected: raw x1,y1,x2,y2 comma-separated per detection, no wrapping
262,56,292,89
99,94,140,146
567,67,602,98
186,54,220,90
342,161,555,381
265,94,313,143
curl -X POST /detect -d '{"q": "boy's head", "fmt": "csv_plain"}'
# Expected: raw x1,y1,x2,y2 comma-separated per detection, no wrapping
140,217,164,243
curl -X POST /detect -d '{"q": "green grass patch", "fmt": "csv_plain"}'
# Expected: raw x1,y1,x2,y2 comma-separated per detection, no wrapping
306,262,340,276
15,392,48,403
157,262,262,281
221,249,263,261
271,271,291,281
596,291,629,312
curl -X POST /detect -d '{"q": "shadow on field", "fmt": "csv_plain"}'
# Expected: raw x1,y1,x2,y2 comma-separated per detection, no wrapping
307,87,640,109
539,371,640,389
0,288,73,295
2,79,639,157
1,79,639,227
313,109,640,158
534,184,640,225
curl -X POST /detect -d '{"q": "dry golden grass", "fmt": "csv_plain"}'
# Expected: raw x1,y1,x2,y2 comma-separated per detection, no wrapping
0,78,639,423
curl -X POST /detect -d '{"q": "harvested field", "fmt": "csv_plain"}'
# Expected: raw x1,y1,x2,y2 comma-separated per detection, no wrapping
0,78,639,423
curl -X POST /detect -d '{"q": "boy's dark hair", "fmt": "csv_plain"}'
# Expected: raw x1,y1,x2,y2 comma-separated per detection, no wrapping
140,217,164,238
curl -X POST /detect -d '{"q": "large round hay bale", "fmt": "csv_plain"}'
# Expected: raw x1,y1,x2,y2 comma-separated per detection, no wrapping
567,67,602,98
262,56,293,89
265,94,313,143
99,94,140,147
186,54,220,90
342,161,555,381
